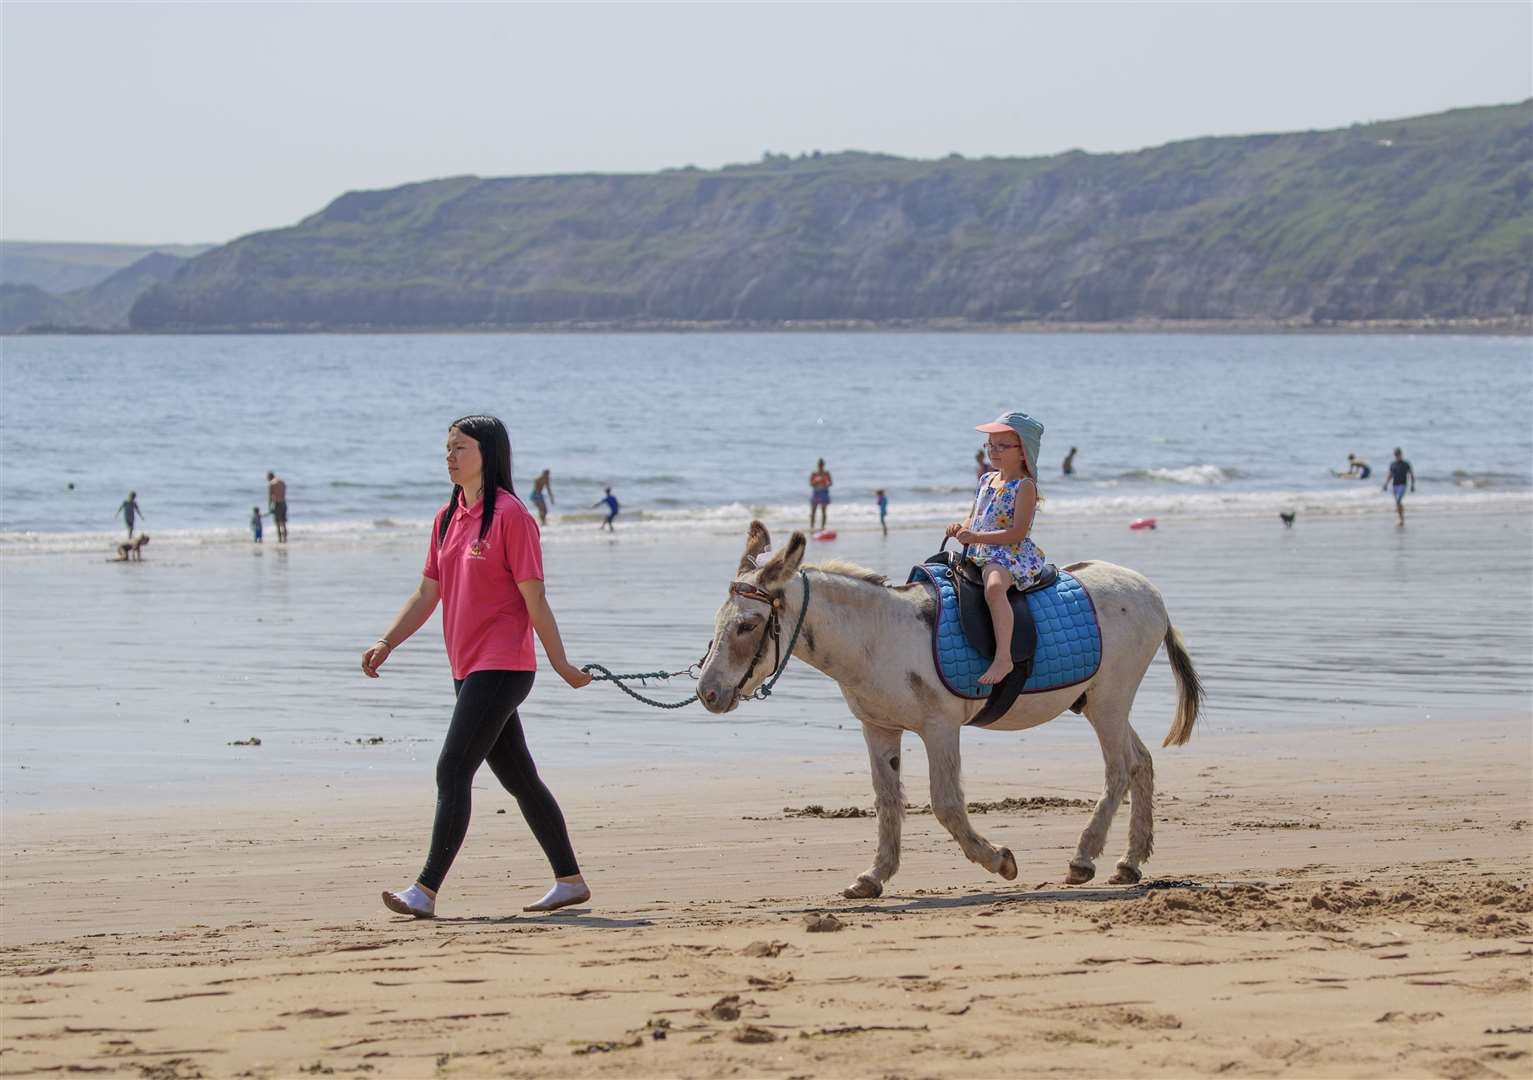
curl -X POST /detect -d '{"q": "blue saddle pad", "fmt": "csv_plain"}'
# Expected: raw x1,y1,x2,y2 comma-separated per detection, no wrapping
908,563,1102,700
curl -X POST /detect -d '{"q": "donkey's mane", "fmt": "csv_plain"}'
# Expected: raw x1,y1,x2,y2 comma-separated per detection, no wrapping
806,559,889,587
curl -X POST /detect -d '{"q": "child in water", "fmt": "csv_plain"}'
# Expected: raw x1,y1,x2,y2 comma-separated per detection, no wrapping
251,507,264,543
946,411,1047,686
593,487,619,532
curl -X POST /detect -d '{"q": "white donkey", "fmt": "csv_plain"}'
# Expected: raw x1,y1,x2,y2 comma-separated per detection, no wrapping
697,522,1203,898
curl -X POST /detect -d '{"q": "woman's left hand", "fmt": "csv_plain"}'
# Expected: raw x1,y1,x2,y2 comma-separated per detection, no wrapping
557,663,594,689
955,528,979,545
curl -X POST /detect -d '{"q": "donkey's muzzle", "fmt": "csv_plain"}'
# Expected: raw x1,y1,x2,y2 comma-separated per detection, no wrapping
698,684,739,714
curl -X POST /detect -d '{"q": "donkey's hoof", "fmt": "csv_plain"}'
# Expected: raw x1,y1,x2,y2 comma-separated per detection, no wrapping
1108,864,1143,885
1065,863,1096,885
842,876,882,900
997,848,1018,881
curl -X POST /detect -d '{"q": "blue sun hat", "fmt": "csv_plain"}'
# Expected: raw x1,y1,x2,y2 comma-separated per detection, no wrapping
977,411,1044,476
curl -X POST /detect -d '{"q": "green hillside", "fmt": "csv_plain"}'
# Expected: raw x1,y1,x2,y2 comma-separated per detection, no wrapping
119,101,1533,330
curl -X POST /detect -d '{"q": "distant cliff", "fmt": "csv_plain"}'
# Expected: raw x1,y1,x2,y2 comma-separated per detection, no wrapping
1,251,189,332
120,101,1532,331
1,241,211,294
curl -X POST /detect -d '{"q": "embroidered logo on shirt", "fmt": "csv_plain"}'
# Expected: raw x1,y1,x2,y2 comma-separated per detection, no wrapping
467,540,487,560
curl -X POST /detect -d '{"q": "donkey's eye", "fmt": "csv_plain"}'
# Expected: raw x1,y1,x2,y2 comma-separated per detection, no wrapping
737,623,758,635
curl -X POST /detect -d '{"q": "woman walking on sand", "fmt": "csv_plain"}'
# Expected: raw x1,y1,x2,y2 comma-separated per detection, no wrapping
361,415,594,918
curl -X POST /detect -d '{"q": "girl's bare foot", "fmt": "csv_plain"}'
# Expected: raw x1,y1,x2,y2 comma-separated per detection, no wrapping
978,658,1014,686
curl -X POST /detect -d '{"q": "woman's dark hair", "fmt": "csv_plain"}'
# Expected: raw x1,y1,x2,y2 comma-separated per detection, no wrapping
438,415,518,544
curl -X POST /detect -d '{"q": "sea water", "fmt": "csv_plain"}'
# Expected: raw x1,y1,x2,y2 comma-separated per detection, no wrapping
2,333,1530,812
1,333,1529,550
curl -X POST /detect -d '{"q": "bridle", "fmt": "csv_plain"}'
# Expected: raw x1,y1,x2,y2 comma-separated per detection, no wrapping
701,570,812,702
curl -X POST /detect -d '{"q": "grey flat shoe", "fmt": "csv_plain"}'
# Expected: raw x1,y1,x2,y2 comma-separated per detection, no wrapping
382,889,435,918
523,887,590,912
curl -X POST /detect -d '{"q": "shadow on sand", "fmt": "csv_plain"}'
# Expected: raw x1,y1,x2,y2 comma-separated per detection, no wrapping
798,878,1206,916
427,910,655,929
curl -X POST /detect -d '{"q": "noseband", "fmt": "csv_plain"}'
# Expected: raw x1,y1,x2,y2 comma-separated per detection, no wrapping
703,571,812,702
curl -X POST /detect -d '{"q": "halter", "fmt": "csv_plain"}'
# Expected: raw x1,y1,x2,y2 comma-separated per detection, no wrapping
704,571,812,702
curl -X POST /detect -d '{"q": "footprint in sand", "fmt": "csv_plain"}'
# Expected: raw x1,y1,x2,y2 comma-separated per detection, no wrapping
278,1007,349,1020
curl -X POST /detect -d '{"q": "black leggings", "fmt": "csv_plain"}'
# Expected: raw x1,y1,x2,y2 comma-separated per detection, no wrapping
418,669,579,891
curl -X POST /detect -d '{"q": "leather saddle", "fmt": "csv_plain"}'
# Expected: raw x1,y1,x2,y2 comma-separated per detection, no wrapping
919,544,1057,726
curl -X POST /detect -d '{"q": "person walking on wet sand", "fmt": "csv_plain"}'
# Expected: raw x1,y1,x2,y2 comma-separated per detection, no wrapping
267,472,288,542
809,459,832,531
362,415,594,919
116,492,144,538
251,507,264,544
875,489,888,536
1383,447,1416,526
530,469,554,526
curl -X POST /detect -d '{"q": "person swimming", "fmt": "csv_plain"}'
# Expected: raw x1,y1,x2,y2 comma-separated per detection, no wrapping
1336,454,1372,480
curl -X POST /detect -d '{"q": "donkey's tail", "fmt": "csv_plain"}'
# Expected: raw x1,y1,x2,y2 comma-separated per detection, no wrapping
1161,625,1203,747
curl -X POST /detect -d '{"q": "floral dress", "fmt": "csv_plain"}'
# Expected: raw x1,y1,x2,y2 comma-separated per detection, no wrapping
966,472,1046,587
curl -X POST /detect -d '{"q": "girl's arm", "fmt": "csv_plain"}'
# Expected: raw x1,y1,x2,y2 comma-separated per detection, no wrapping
361,576,441,677
962,480,1037,545
945,498,978,539
518,578,593,689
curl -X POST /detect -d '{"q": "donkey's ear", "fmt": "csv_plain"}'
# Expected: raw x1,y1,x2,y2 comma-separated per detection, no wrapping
757,531,806,587
737,520,772,575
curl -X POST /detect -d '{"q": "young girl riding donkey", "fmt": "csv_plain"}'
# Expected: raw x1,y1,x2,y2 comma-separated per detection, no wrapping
947,411,1048,686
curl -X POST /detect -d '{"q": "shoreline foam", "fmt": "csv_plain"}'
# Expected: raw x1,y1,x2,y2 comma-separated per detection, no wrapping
3,488,1528,557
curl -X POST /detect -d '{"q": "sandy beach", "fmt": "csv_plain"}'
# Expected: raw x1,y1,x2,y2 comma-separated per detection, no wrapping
2,720,1530,1078
3,506,1531,1076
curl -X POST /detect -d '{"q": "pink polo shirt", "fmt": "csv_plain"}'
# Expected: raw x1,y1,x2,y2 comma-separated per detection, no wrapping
423,490,543,678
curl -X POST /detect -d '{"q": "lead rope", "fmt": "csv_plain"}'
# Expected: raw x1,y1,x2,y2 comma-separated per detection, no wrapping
580,663,701,709
582,570,813,709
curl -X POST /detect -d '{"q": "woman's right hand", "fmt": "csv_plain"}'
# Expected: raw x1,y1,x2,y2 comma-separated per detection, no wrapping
557,662,594,689
361,640,392,678
944,521,964,539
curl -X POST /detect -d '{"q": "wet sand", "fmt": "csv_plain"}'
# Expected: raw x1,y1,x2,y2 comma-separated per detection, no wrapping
2,506,1531,1075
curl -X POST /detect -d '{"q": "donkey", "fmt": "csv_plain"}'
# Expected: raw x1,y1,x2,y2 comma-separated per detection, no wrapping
697,522,1203,898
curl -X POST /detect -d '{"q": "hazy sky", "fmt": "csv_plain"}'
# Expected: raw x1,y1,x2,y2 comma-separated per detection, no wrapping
4,2,1530,244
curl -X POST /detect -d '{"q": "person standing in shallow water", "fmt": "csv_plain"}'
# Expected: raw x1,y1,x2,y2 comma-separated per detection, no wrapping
1062,447,1077,476
267,472,288,543
1383,447,1416,527
116,491,144,538
529,469,554,526
362,415,594,919
809,459,832,531
592,487,619,531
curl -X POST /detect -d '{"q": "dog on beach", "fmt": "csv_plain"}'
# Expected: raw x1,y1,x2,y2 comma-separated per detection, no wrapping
1279,511,1296,528
115,534,150,561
